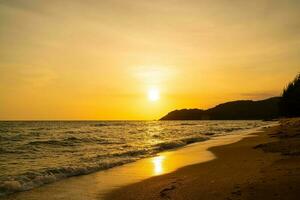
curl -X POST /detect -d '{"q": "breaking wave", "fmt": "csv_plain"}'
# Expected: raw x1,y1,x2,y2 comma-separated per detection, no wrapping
0,159,135,196
0,136,209,196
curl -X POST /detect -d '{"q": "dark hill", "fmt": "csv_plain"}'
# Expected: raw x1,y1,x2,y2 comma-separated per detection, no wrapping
160,97,280,120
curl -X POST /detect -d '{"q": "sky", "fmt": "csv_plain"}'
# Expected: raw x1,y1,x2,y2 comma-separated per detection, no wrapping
0,0,299,120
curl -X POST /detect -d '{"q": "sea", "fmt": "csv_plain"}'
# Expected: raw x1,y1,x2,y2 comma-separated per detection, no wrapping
0,120,272,196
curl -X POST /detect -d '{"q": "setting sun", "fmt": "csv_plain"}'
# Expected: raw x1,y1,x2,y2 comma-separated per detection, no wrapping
148,88,160,102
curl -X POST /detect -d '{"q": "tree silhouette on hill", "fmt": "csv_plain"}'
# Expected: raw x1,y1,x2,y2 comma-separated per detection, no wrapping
280,73,300,117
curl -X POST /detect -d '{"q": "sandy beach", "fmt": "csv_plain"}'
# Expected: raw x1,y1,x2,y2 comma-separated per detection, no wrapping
105,118,300,200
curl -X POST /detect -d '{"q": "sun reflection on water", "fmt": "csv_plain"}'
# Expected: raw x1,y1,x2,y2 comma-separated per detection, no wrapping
152,155,165,175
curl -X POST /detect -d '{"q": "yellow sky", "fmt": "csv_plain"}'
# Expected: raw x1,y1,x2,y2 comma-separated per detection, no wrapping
0,0,299,120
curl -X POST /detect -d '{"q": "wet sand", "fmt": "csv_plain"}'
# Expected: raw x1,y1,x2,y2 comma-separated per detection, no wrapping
105,118,300,200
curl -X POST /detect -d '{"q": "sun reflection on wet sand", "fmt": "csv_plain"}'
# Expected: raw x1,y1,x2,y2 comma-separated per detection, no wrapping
152,155,165,175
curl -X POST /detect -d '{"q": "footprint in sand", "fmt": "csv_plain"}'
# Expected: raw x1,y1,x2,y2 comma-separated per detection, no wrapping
159,179,183,199
231,185,242,198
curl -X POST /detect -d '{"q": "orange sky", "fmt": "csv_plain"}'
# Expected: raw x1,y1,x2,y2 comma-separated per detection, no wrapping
0,0,299,120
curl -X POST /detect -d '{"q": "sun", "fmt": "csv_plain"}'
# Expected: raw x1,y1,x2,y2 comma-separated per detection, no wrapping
148,88,160,101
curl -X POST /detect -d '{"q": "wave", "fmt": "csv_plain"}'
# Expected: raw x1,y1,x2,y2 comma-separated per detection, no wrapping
0,128,9,133
26,137,122,147
0,159,135,197
30,127,53,131
223,127,244,132
27,139,77,147
0,134,25,142
81,149,151,163
179,123,197,126
0,147,26,154
0,136,209,197
111,149,150,157
155,136,208,151
64,136,112,144
92,122,125,127
92,122,138,127
93,123,110,127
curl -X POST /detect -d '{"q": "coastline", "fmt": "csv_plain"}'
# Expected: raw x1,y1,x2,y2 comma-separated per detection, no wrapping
105,119,300,200
2,124,265,200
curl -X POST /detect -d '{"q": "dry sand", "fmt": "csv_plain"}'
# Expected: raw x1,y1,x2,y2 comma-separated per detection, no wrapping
105,118,300,200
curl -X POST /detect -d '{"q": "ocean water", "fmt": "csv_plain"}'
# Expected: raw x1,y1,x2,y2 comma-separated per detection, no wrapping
0,120,270,196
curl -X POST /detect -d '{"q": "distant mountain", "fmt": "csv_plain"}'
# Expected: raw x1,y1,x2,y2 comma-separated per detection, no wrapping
160,97,281,120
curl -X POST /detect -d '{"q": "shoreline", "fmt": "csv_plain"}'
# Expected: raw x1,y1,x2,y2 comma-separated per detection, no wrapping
105,119,300,200
0,121,267,198
2,125,266,200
